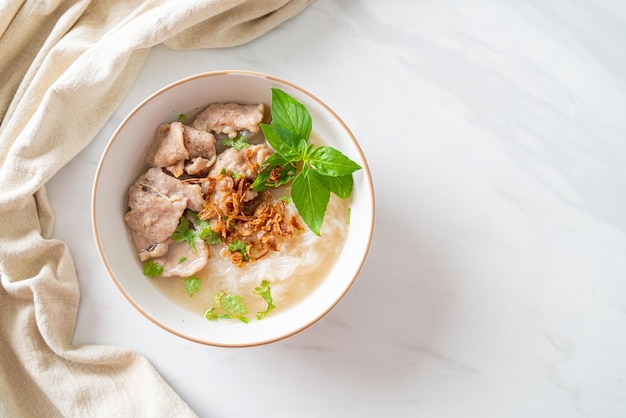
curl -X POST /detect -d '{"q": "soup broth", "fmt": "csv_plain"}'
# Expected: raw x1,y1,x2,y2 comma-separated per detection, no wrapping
152,190,350,317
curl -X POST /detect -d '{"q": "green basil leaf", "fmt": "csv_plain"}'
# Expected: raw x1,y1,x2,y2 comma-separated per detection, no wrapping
260,124,306,162
323,173,353,199
270,88,312,140
252,153,297,191
291,167,330,236
308,146,361,177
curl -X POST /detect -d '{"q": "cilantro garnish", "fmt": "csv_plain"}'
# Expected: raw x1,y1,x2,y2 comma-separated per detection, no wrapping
191,211,221,245
252,88,361,235
171,210,221,253
203,280,276,323
177,256,187,264
253,280,275,320
228,240,249,261
222,135,250,151
182,275,201,298
171,215,197,253
204,291,249,323
143,260,163,278
178,113,187,122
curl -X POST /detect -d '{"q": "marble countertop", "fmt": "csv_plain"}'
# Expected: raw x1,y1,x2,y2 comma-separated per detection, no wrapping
47,1,626,417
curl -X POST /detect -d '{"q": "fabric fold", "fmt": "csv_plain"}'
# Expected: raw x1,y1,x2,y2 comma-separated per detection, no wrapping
0,0,313,416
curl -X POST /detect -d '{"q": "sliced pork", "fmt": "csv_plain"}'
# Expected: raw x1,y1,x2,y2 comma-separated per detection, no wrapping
150,122,189,168
192,103,265,139
208,143,273,179
149,121,217,177
124,167,204,260
154,239,209,278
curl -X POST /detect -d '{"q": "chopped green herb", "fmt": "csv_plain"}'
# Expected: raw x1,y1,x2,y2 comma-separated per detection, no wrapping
189,211,221,245
171,215,198,253
203,280,277,323
222,135,250,151
228,240,249,261
252,88,361,235
347,207,351,225
171,210,221,252
204,290,249,323
182,275,201,297
253,280,275,320
177,256,187,264
178,113,187,121
143,260,163,278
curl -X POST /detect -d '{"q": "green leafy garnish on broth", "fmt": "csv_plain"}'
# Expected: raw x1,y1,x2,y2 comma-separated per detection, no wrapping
252,88,361,235
177,256,187,264
291,165,329,237
204,291,249,324
182,275,201,298
222,135,250,151
171,215,198,253
253,280,275,320
171,210,221,253
143,260,163,278
191,211,221,245
228,240,250,261
178,113,187,121
203,281,276,323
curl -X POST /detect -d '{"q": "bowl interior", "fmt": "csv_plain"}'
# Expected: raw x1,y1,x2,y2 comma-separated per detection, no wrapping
92,71,374,347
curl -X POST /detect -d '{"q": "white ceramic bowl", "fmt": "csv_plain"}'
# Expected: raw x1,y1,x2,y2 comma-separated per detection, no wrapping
92,71,374,347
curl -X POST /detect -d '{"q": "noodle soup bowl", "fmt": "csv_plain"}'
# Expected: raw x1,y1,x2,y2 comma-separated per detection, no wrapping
92,71,374,347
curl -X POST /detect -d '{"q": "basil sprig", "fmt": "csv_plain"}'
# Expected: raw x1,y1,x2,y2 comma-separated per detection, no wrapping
252,88,361,235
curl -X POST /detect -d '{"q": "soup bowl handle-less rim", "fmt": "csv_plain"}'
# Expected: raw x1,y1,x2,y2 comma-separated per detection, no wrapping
92,71,375,347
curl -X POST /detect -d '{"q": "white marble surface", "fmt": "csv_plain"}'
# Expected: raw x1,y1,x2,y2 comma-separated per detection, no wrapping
47,1,626,417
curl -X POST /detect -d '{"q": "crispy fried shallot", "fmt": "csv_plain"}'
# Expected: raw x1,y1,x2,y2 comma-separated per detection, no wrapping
197,173,303,266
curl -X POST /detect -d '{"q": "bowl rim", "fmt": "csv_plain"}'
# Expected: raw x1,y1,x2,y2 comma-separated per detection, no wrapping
91,70,375,347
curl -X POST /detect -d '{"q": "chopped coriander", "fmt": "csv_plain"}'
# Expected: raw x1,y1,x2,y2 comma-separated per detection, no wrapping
182,275,201,298
177,256,187,264
204,290,249,323
189,211,221,245
203,281,277,323
178,113,187,121
253,280,275,320
228,240,249,261
222,135,250,151
347,207,351,225
171,215,198,253
143,260,163,278
171,210,221,252
252,88,361,235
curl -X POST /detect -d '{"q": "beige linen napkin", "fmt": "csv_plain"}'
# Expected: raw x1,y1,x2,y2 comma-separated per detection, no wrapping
0,0,312,416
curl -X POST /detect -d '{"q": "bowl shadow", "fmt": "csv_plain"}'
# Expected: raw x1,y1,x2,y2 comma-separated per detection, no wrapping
260,190,455,391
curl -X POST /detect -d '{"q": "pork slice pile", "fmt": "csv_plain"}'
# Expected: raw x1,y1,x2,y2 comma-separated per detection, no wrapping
124,102,273,278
